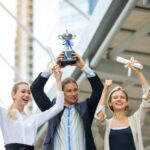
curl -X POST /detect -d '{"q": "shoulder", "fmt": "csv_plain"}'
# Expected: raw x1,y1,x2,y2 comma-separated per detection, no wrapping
0,106,7,111
0,106,8,117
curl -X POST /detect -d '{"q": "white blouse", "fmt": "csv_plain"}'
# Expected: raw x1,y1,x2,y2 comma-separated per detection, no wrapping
0,90,64,146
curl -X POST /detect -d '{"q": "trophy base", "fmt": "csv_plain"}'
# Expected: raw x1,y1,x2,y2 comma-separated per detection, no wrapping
60,58,76,67
60,51,77,66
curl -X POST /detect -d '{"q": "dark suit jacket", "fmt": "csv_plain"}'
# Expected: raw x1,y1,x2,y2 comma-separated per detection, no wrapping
30,73,103,150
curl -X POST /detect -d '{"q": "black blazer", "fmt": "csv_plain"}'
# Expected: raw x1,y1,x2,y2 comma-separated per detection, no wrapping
30,73,103,150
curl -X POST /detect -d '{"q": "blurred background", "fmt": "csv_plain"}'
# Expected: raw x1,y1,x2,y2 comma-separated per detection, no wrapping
0,0,150,149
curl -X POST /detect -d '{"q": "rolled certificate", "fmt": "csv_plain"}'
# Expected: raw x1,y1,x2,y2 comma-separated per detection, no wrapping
116,56,143,69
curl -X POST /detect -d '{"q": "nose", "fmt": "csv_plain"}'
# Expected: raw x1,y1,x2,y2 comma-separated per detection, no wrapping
25,92,31,98
71,91,77,96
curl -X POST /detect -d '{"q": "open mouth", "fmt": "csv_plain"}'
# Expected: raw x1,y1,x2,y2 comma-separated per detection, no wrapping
114,102,124,106
22,99,29,103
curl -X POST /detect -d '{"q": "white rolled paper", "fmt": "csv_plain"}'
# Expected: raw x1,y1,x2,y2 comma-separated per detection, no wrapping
116,56,143,69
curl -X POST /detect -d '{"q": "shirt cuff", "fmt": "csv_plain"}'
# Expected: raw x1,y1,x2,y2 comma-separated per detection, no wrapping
94,104,105,119
142,86,150,99
57,90,64,94
41,70,52,78
81,64,96,77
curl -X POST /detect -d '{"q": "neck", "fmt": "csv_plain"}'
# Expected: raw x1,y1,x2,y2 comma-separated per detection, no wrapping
113,110,126,119
11,103,24,112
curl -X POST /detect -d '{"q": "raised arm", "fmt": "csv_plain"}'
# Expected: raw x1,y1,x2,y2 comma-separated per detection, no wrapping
31,52,65,111
128,58,150,99
52,64,62,91
72,50,104,116
128,58,150,125
135,70,150,100
30,65,53,111
95,80,112,121
28,65,64,128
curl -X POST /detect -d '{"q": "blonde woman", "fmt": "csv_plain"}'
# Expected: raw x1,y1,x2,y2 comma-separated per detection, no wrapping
95,59,150,150
0,65,64,150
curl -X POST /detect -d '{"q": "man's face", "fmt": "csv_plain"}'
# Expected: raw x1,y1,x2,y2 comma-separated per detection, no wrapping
63,82,79,105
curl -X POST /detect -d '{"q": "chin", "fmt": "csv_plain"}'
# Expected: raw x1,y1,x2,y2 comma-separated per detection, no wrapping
70,102,76,105
22,101,29,105
115,107,125,111
69,100,77,105
73,99,78,103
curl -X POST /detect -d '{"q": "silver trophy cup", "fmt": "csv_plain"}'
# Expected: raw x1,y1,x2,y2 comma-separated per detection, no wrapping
58,30,76,66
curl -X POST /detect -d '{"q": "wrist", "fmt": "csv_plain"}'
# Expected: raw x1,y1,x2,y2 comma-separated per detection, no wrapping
104,85,110,89
81,64,96,77
80,63,85,69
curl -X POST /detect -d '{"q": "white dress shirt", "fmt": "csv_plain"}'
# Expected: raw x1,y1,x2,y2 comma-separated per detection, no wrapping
54,105,86,150
0,90,64,146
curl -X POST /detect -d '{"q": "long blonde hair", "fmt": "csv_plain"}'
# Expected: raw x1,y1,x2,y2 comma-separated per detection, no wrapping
8,82,29,119
107,86,128,112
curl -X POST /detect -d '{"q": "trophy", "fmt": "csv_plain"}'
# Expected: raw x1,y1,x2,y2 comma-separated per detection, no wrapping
58,30,76,66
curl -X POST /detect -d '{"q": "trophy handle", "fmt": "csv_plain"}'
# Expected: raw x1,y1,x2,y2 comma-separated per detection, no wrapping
58,35,63,40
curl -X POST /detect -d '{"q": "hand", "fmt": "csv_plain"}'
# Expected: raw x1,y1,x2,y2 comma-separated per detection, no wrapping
55,51,65,68
127,57,141,73
52,64,62,81
71,50,85,68
105,80,112,87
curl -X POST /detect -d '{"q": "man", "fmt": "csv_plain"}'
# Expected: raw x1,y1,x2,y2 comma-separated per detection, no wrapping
30,51,104,150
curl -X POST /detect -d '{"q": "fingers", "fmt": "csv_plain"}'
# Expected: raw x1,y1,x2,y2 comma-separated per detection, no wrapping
72,50,80,60
128,57,142,73
105,80,112,86
56,51,65,66
128,57,137,67
52,65,61,76
71,50,85,68
52,64,61,72
55,50,85,68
